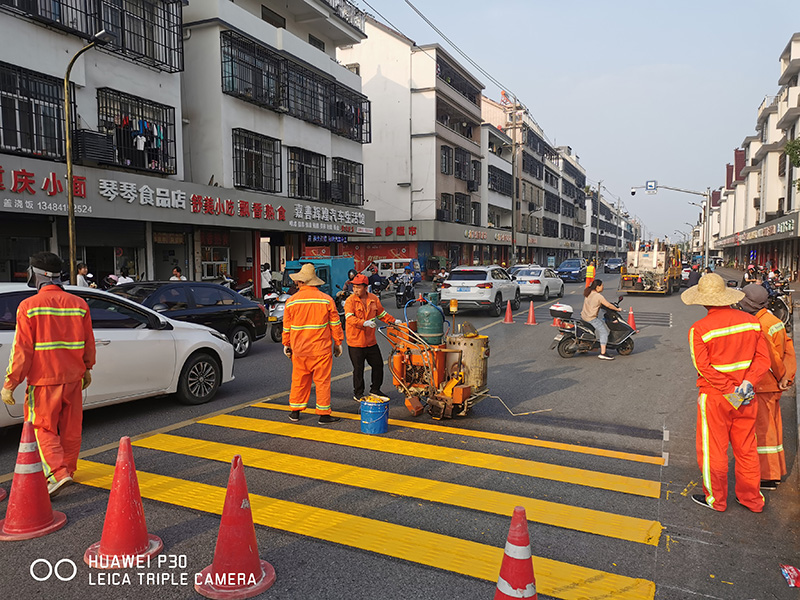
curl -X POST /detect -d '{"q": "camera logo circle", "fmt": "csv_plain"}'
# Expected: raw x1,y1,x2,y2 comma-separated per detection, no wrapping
30,558,77,582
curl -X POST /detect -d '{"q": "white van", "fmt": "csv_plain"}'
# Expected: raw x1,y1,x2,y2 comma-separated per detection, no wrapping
367,259,421,281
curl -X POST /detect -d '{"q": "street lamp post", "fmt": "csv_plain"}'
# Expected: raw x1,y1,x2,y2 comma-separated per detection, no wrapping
64,30,114,284
594,180,603,267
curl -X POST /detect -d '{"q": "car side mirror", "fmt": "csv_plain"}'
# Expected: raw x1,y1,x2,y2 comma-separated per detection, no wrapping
511,275,517,281
152,303,168,312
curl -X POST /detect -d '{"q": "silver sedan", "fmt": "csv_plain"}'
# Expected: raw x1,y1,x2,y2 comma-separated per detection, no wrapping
516,268,564,300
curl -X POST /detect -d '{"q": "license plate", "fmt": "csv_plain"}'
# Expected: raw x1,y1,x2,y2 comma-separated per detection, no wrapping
457,287,470,292
268,316,278,322
553,334,563,341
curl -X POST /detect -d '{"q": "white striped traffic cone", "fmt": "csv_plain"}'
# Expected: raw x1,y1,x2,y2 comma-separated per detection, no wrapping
494,506,537,599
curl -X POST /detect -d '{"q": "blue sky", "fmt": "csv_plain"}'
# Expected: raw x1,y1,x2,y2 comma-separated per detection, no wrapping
350,0,798,241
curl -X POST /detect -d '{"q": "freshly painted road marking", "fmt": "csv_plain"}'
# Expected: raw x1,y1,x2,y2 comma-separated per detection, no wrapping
199,414,662,498
133,433,662,546
253,402,665,465
75,460,656,600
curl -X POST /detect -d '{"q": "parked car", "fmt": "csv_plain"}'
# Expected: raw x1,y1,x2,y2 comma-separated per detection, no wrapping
439,265,520,316
516,267,564,300
109,281,267,358
556,258,587,282
368,259,422,283
681,267,692,285
604,258,625,273
0,284,235,429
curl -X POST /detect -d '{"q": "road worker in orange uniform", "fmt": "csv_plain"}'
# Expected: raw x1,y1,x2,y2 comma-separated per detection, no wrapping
2,252,95,497
585,260,595,288
737,284,796,490
282,264,344,424
682,274,770,512
344,274,401,402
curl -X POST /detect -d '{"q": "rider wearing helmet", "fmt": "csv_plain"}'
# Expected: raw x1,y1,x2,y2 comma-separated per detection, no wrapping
341,269,358,295
742,264,759,287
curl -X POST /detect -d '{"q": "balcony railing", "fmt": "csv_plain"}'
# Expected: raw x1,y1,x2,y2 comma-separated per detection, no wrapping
320,0,365,33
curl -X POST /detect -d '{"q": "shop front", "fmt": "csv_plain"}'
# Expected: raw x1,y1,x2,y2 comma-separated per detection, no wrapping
0,155,375,291
717,212,799,278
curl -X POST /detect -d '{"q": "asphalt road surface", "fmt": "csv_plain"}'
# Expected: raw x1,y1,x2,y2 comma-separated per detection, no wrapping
0,274,798,599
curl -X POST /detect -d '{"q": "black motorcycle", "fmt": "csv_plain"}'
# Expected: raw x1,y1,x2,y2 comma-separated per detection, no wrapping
395,280,416,309
764,279,793,334
550,297,636,358
334,285,352,318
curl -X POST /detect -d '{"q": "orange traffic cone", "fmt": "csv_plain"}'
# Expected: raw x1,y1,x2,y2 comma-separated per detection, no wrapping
84,437,163,567
195,455,276,599
0,421,67,541
551,317,562,328
503,300,514,324
494,506,537,599
0,488,6,502
627,306,638,332
525,301,537,325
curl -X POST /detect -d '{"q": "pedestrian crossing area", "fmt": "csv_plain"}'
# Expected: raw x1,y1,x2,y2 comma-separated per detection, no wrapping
74,401,665,600
629,311,672,328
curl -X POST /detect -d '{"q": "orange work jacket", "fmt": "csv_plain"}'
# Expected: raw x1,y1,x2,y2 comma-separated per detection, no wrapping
282,285,343,357
344,292,395,348
4,285,96,388
689,306,770,394
753,308,796,392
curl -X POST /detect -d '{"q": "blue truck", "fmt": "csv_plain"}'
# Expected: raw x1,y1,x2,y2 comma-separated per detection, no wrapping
281,256,356,298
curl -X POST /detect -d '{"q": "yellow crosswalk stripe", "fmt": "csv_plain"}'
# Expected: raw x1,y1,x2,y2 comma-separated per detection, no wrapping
134,433,662,546
254,402,665,465
75,460,656,600
200,414,662,498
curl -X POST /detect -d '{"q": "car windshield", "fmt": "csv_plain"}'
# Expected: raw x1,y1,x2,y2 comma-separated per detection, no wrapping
518,269,542,277
448,270,487,281
559,260,581,269
608,259,623,264
108,284,160,303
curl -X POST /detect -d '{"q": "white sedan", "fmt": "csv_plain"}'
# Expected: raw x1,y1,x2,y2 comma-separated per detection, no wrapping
516,267,564,300
0,284,235,429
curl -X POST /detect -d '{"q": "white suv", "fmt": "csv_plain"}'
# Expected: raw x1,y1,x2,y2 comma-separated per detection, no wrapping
439,265,520,316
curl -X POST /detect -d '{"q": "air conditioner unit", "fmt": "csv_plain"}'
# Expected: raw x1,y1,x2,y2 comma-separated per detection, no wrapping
73,130,115,164
436,209,451,222
467,179,478,192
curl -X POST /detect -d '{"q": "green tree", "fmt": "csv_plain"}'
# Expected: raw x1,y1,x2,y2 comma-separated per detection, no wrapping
785,138,800,193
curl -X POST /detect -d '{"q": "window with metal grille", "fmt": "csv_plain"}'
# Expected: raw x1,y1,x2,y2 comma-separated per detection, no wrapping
288,147,325,200
221,31,284,111
544,168,559,188
97,87,176,174
561,200,574,218
471,160,481,185
542,218,559,238
438,193,453,222
470,201,480,226
261,5,285,28
0,61,71,158
544,191,560,213
232,128,281,193
0,0,184,72
308,34,325,52
454,147,469,180
332,157,363,206
488,166,512,197
454,193,469,223
440,145,453,175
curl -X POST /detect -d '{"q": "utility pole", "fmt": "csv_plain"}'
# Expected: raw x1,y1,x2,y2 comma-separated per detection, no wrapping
594,181,602,266
510,97,518,266
704,187,711,269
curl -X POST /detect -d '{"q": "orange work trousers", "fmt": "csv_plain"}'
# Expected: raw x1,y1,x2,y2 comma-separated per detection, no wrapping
755,391,786,480
696,391,764,512
288,353,333,414
24,381,83,484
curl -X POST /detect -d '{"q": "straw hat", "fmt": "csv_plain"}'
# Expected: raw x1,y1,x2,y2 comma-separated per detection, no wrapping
289,263,324,286
681,273,744,306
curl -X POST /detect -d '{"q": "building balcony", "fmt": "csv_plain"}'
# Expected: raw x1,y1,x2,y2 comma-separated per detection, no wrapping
756,96,779,123
283,0,366,45
753,137,786,161
778,57,800,86
776,106,800,131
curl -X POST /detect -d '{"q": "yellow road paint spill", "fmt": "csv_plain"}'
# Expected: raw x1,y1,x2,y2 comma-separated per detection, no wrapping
75,460,656,600
253,403,665,466
665,535,677,552
199,414,662,498
680,480,698,497
133,433,662,546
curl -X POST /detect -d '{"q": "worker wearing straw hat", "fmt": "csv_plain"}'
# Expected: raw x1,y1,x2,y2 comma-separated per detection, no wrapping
282,264,344,424
682,273,770,512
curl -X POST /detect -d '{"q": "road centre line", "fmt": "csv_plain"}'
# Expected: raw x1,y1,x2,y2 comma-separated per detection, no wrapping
199,415,662,498
74,460,656,600
134,433,662,546
253,403,665,466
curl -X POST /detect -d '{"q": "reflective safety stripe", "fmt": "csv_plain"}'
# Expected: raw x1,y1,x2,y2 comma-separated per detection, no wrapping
698,394,716,508
711,360,751,373
768,322,784,336
26,307,86,317
289,323,330,331
34,341,86,351
701,322,761,342
329,319,341,327
287,299,333,306
504,541,532,560
377,310,388,319
344,313,355,319
757,444,784,454
15,462,42,474
496,576,537,598
18,442,37,453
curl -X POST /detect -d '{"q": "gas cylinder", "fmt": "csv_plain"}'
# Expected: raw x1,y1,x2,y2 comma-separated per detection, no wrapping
417,292,444,345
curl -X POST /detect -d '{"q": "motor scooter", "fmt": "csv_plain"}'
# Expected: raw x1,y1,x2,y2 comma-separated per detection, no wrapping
395,279,416,308
549,297,635,358
264,281,290,343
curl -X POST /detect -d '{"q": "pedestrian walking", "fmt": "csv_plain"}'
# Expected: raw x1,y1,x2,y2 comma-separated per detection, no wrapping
687,264,701,287
282,263,344,424
344,274,401,402
585,260,596,288
737,284,796,490
1,252,96,497
682,273,771,512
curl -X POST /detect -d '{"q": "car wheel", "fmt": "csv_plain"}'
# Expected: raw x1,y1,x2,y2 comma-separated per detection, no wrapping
488,294,502,317
557,284,564,298
616,338,634,356
396,297,404,309
605,268,609,273
542,287,549,301
176,352,221,405
270,322,283,343
511,289,521,310
229,325,253,358
557,337,577,358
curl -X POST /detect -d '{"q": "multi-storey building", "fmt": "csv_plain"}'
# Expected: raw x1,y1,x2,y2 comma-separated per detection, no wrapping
715,32,800,277
0,0,375,288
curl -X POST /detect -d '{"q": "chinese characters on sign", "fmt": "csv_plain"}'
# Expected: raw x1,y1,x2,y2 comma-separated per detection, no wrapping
290,203,365,233
374,226,418,237
307,234,349,244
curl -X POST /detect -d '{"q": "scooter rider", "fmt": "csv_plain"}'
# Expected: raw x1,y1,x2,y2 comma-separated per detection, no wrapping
581,279,621,360
337,269,358,299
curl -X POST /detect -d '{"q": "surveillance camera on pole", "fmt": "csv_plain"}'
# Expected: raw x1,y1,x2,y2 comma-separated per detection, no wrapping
630,188,636,196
